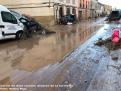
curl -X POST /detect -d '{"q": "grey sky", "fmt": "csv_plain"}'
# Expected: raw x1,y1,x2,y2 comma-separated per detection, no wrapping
98,0,121,9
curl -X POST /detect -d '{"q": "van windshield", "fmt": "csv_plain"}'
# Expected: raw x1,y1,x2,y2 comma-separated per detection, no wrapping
1,11,17,24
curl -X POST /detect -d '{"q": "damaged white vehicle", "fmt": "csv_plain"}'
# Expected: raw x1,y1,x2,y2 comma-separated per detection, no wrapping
0,5,24,40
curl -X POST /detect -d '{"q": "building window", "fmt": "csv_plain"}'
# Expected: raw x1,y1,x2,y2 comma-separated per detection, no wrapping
72,0,75,4
66,0,70,3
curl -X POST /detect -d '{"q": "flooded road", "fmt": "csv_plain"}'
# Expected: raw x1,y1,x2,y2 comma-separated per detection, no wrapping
0,18,106,91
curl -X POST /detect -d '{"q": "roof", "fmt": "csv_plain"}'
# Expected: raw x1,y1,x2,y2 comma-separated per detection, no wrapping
0,5,10,12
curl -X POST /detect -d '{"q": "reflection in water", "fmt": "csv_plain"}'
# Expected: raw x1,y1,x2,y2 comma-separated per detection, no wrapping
0,21,103,87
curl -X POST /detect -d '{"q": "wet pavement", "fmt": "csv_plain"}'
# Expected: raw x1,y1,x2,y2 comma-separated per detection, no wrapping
0,18,114,91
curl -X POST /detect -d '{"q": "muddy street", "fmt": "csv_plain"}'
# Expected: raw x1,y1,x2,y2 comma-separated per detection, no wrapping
0,18,119,91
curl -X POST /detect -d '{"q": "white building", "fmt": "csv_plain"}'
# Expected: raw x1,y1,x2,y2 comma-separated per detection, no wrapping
89,0,98,18
53,0,79,23
97,2,104,17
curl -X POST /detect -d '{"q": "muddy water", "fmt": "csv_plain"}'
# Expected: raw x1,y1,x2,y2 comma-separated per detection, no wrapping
0,19,104,89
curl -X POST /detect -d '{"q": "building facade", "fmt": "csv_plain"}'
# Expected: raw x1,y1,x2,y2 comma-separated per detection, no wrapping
78,0,102,20
89,0,99,18
79,0,90,20
53,0,79,23
97,2,104,17
103,4,112,15
89,0,112,18
0,0,79,25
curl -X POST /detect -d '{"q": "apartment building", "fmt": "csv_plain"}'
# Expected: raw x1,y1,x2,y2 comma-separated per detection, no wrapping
103,4,112,15
53,0,79,23
89,0,99,18
97,2,104,17
79,0,90,20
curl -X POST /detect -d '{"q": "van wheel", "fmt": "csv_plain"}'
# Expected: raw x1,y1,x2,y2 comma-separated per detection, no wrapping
16,31,23,40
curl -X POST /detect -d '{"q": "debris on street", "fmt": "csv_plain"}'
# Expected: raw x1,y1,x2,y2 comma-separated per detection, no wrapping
95,37,121,51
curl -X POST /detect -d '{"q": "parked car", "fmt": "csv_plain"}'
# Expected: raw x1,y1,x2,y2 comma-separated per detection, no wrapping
0,5,24,40
59,14,76,25
67,14,76,23
59,16,68,25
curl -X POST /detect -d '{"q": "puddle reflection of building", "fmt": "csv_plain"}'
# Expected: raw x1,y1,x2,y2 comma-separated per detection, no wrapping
56,31,70,58
0,37,41,85
75,25,80,45
55,29,78,59
79,26,94,43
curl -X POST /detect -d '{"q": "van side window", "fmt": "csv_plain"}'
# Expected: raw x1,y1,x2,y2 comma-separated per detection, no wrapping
1,11,17,24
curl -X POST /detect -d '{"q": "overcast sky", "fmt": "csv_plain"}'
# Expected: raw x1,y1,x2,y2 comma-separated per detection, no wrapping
98,0,121,9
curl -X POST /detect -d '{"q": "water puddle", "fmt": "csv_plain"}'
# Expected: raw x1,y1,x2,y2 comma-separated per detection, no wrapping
0,20,104,87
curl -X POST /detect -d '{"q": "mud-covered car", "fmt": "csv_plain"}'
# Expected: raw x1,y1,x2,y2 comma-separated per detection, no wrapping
10,10,48,35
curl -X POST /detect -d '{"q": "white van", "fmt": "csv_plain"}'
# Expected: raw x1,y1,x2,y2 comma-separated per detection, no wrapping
0,5,24,40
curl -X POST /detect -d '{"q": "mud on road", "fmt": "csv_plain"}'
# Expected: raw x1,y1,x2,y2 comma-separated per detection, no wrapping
0,18,106,91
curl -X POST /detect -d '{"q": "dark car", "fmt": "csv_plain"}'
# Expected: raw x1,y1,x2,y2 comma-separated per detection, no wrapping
67,14,76,23
108,10,121,22
59,14,76,25
59,16,68,25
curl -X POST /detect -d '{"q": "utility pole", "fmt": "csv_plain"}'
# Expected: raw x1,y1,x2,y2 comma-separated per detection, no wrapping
49,0,50,7
90,1,92,19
